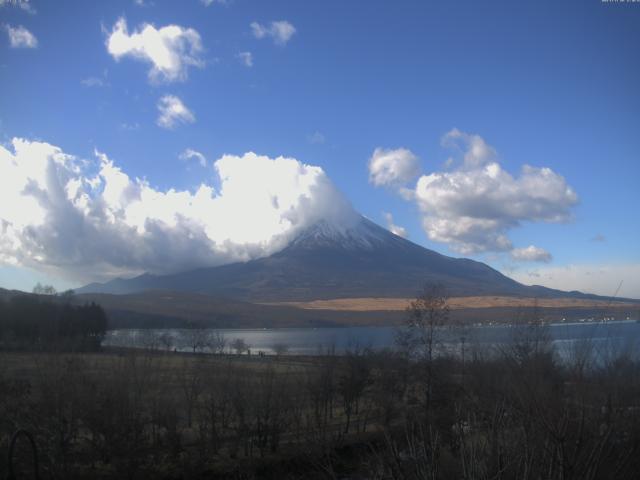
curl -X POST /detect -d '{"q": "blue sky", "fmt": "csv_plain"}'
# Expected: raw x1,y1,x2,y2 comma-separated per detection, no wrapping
1,0,639,297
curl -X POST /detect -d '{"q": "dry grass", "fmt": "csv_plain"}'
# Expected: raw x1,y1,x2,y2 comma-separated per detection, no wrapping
263,296,637,312
0,349,311,384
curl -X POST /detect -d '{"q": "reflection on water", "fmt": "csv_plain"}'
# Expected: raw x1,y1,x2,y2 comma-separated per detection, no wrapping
104,320,640,361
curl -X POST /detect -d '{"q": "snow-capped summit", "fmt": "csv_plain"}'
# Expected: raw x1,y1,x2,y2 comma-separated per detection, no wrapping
287,216,398,252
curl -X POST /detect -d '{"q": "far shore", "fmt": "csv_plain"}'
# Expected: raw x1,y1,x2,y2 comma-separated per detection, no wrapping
262,295,640,312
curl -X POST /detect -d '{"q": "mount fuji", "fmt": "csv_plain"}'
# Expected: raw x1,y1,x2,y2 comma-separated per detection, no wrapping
77,215,589,302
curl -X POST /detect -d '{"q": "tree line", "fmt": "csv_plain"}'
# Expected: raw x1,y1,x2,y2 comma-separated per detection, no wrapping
0,291,107,351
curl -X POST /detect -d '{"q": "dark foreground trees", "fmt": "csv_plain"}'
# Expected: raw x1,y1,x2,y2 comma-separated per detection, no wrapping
1,338,639,479
0,294,107,351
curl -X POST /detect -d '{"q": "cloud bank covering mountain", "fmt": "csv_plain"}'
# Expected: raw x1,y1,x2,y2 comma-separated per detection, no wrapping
0,138,353,283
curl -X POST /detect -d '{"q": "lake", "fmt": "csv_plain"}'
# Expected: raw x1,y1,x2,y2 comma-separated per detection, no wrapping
104,319,640,361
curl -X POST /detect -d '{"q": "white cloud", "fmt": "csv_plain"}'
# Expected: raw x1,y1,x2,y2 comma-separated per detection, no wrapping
179,148,207,167
441,128,497,169
307,131,325,145
251,20,296,46
106,17,203,83
236,51,253,67
368,147,420,189
510,245,552,263
157,95,195,129
383,212,407,238
0,138,355,283
0,1,36,14
5,24,37,48
412,129,578,255
510,263,640,300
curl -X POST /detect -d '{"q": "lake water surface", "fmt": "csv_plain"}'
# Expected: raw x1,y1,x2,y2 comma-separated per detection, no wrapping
104,319,640,361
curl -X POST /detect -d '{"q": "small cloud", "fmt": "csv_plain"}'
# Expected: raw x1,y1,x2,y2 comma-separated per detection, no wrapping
179,148,207,167
397,187,415,201
133,0,153,6
368,147,420,189
236,51,253,67
81,76,108,88
307,131,325,145
200,0,228,5
251,20,296,46
106,17,204,83
383,212,408,238
590,233,606,243
5,24,37,48
119,122,140,131
510,245,552,263
156,95,195,129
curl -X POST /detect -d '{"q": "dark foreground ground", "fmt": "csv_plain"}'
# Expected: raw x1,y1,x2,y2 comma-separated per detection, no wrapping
2,334,640,479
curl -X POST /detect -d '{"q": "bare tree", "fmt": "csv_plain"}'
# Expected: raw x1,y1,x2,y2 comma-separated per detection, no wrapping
231,338,249,355
179,357,205,428
198,362,234,455
137,330,160,351
397,283,450,414
338,347,372,434
272,342,289,356
59,289,75,304
183,325,209,353
509,300,552,364
207,331,226,354
158,331,174,352
32,283,57,295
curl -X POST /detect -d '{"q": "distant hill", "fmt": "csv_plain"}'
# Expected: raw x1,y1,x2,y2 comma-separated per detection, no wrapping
2,286,637,330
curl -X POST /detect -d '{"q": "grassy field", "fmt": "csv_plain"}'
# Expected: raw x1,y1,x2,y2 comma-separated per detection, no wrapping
0,348,390,479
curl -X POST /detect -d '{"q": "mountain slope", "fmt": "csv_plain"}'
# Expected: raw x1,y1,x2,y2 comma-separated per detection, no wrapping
77,216,603,302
